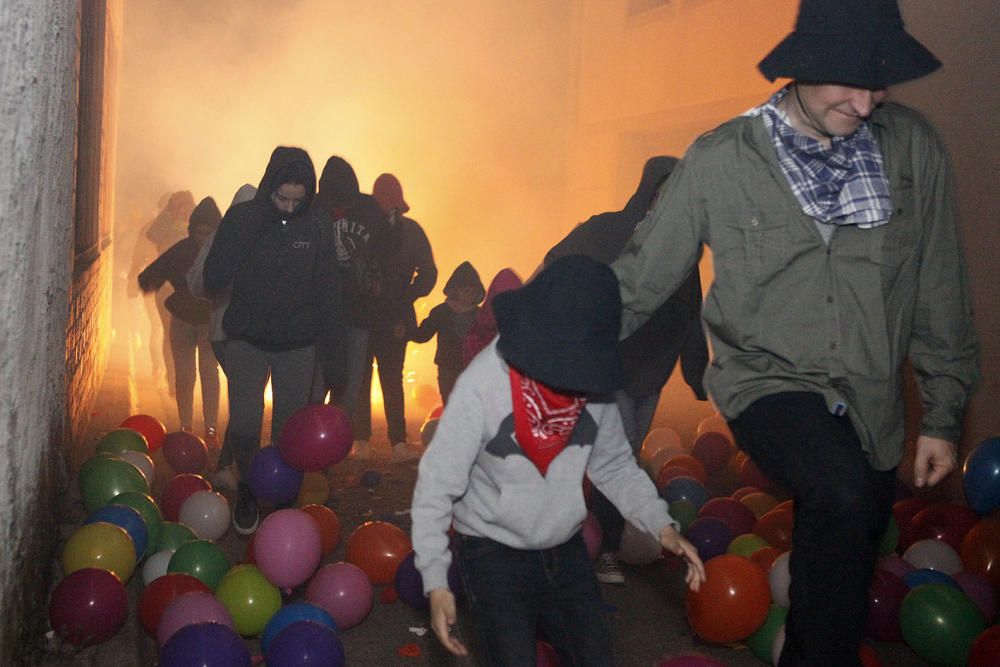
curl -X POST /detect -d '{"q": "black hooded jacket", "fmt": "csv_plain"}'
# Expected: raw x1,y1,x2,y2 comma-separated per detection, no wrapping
544,156,708,399
411,262,485,370
309,157,390,329
203,146,341,351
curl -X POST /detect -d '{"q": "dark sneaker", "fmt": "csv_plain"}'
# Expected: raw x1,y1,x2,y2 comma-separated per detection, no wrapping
232,484,259,535
595,552,625,585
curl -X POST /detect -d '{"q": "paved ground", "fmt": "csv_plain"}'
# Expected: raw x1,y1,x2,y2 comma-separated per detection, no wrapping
34,357,933,666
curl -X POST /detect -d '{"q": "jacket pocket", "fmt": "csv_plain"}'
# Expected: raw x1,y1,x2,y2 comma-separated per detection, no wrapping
716,209,792,285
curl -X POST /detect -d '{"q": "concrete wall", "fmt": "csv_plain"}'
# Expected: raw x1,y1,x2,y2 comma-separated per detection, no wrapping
0,1,80,661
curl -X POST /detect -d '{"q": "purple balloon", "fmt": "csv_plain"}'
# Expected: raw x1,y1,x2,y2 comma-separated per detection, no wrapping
394,550,463,611
247,445,304,505
157,591,236,648
866,569,909,642
158,622,251,667
953,571,998,624
266,621,345,666
684,517,732,561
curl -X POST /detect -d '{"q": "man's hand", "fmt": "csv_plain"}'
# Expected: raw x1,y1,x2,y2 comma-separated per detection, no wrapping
914,435,958,488
429,588,468,657
660,525,706,591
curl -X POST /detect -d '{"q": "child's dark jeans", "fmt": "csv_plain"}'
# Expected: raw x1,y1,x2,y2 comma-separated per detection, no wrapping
456,532,613,666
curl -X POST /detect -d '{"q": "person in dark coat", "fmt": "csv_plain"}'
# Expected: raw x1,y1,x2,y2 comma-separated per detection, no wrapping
138,197,222,439
544,156,708,584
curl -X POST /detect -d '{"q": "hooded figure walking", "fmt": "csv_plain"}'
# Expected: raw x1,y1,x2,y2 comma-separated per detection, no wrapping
613,1,978,663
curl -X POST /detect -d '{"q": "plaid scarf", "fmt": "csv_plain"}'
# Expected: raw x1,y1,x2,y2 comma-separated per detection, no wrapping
746,88,893,227
509,367,586,476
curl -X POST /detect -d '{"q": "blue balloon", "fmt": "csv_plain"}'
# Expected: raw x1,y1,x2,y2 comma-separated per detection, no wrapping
84,503,147,561
261,603,337,654
247,445,304,505
963,437,1000,515
684,517,733,561
903,568,961,590
159,622,251,667
661,476,710,511
266,621,345,667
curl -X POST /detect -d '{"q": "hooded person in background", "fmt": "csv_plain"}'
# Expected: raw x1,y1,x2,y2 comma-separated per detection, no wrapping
309,157,389,422
187,183,257,486
613,1,978,661
545,156,708,585
461,268,523,368
352,173,437,463
138,197,223,440
204,146,341,535
410,261,485,409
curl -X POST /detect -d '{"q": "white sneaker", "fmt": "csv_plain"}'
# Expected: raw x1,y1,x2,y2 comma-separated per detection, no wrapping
350,440,371,461
595,552,625,585
391,442,420,463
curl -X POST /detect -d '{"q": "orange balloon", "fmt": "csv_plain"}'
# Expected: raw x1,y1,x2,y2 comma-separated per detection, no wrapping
345,521,412,585
754,508,795,551
301,504,342,556
297,472,330,507
959,520,1000,589
750,545,783,571
685,554,771,643
774,499,794,513
740,492,779,518
663,455,707,484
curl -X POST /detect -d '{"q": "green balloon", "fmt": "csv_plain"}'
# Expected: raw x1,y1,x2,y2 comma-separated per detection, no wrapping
78,456,150,513
669,499,698,532
900,583,986,667
878,515,899,556
95,428,149,455
215,564,282,636
111,491,162,557
156,521,197,552
746,603,788,663
168,539,230,590
728,533,770,558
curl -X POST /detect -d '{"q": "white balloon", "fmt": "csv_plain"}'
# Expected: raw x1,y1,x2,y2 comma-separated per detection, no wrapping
903,538,964,575
771,623,786,666
618,521,663,565
142,549,175,586
178,490,230,541
121,450,155,486
769,550,791,608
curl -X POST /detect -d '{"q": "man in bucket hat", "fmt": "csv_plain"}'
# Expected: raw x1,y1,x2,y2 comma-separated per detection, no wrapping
411,255,705,664
613,0,978,663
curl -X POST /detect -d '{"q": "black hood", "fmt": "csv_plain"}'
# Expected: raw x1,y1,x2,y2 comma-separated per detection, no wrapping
621,156,678,221
254,146,316,217
314,156,360,211
187,197,222,234
443,261,486,302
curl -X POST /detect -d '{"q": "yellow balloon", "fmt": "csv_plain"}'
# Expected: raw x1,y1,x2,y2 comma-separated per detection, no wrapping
297,471,330,507
62,522,136,582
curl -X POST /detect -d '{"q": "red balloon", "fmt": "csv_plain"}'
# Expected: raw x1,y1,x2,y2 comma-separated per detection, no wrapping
731,486,761,501
278,404,353,471
48,568,129,646
754,508,794,551
657,465,697,495
663,455,707,484
691,432,734,475
859,643,882,667
161,473,211,522
121,414,167,453
428,405,444,421
685,554,771,643
162,432,208,474
739,457,776,492
699,497,757,537
969,625,1000,667
345,521,412,585
959,520,1000,588
892,496,930,552
911,503,980,551
137,573,211,637
749,546,783,571
865,569,908,642
245,533,256,565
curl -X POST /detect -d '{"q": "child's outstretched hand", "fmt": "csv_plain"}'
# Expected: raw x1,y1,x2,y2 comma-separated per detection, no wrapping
429,588,469,657
659,525,706,591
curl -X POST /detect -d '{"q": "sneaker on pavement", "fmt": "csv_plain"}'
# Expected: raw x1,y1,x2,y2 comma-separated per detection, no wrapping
349,440,371,461
391,442,420,463
595,552,625,585
232,484,259,535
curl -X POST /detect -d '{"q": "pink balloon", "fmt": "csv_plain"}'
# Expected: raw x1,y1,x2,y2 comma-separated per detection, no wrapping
254,509,322,589
156,591,235,647
582,512,603,561
306,562,374,630
278,404,353,471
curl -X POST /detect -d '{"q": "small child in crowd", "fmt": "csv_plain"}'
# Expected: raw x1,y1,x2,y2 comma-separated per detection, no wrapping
409,261,485,404
410,255,705,665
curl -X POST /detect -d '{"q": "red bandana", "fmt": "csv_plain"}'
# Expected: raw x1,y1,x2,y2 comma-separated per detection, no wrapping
509,367,586,476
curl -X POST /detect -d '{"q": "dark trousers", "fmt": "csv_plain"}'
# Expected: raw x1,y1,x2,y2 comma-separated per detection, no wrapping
457,532,613,667
438,365,462,405
591,391,659,552
353,328,407,444
728,392,896,666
